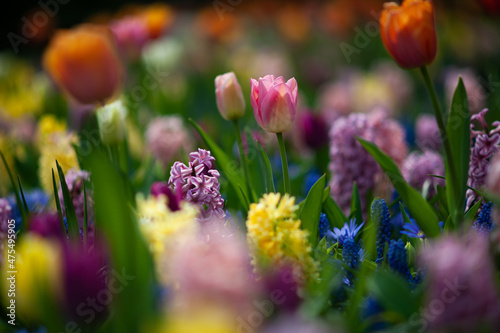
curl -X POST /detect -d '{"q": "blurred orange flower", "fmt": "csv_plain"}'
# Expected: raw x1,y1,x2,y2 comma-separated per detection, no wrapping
43,24,123,105
380,0,437,69
139,3,174,39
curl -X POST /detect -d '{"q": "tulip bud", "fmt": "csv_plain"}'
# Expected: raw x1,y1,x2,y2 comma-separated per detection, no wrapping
380,0,437,69
405,241,416,267
43,24,123,105
250,75,298,133
96,99,128,145
214,72,245,121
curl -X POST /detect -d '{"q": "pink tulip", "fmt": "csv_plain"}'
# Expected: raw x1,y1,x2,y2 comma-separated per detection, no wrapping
250,75,298,133
215,72,245,120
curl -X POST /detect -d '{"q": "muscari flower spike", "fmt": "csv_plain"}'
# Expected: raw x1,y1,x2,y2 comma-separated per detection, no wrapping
372,199,391,263
318,213,334,242
474,202,494,235
342,236,361,285
387,239,411,281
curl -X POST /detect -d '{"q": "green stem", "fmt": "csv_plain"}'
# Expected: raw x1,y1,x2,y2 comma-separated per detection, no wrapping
277,132,291,194
234,120,255,202
420,66,459,222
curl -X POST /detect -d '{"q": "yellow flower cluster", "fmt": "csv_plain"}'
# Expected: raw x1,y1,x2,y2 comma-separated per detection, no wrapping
0,134,14,195
2,235,61,320
38,131,79,193
136,194,198,283
246,192,317,280
0,56,48,119
37,114,67,141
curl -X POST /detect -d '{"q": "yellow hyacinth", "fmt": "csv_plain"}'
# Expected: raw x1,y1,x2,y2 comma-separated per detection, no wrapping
246,192,317,280
0,56,48,119
2,235,61,321
38,131,79,193
136,194,198,284
37,114,67,140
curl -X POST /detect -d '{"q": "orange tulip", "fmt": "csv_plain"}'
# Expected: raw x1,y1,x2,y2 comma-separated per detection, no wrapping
380,0,437,69
43,25,123,105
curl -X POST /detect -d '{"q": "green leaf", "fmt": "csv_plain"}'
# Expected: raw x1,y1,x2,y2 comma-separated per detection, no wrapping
322,196,346,230
322,187,330,203
256,140,275,193
17,176,29,215
0,151,27,233
367,270,417,318
52,169,65,234
464,199,482,229
238,185,250,212
446,77,470,225
87,149,156,332
300,174,327,246
189,119,248,209
350,182,363,224
357,138,440,238
83,184,88,247
398,202,412,225
56,160,80,240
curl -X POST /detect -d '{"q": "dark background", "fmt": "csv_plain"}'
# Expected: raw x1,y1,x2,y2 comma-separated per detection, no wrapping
0,0,208,53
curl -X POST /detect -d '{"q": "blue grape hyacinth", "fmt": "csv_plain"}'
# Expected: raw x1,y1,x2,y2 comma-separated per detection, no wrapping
474,202,494,235
387,239,411,281
372,199,391,263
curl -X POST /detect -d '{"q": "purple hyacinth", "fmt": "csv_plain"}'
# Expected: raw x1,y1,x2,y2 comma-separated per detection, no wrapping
168,149,225,221
420,235,500,330
415,114,441,151
58,169,94,231
402,150,445,198
466,109,500,210
328,114,378,213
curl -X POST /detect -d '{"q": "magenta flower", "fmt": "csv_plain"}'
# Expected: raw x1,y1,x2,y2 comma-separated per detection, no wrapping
250,75,298,133
215,72,245,120
110,17,149,61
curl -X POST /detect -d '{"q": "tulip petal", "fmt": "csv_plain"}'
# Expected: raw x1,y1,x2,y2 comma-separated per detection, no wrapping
250,78,264,128
260,83,296,133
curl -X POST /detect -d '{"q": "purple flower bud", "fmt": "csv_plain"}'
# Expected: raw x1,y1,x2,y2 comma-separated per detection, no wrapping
150,181,181,211
28,213,63,239
263,265,301,313
63,242,108,321
298,111,329,149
